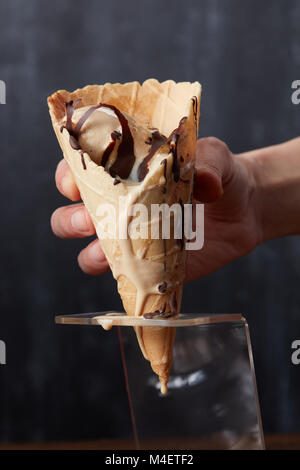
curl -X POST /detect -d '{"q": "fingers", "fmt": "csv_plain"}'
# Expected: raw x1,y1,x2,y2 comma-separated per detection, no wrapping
51,203,95,239
55,159,81,201
78,239,110,275
53,160,109,276
194,137,234,202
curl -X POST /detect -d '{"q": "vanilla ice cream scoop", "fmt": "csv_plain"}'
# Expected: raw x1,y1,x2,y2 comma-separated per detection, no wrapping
61,102,167,183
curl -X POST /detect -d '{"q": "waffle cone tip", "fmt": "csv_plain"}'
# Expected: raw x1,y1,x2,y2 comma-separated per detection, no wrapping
160,378,168,395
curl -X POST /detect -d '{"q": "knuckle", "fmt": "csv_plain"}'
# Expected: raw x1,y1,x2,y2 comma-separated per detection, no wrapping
198,137,229,154
197,137,233,182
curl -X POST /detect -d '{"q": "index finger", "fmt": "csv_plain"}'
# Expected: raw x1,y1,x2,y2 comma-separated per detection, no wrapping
55,159,81,202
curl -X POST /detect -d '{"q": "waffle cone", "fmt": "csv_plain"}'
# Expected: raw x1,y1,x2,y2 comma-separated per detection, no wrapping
48,79,201,393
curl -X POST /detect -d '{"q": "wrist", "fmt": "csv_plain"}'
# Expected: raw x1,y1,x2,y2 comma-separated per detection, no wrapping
241,138,300,242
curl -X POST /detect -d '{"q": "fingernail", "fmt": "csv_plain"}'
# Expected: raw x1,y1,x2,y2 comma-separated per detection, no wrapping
71,209,89,232
89,242,104,263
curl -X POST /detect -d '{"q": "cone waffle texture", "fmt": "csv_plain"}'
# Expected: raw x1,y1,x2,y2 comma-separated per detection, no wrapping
48,79,201,393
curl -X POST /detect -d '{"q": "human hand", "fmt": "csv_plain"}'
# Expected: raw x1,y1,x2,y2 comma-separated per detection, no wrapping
187,137,261,281
51,137,261,280
51,136,300,281
50,159,110,275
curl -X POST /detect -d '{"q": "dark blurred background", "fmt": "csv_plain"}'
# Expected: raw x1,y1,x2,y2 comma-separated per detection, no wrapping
0,0,299,443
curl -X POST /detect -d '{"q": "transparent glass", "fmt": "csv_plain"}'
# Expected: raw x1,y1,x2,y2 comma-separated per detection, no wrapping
56,312,264,450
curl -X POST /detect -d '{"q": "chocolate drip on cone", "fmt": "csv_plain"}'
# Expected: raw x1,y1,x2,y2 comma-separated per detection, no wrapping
158,281,168,293
111,130,121,140
80,151,87,170
169,134,180,183
143,304,176,319
169,117,187,183
138,130,167,182
100,104,135,179
63,99,84,152
102,130,123,168
179,199,185,250
62,100,189,194
160,158,167,193
65,99,81,133
62,102,129,176
192,96,198,137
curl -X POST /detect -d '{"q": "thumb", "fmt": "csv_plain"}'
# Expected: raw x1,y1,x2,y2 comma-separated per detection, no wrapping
194,137,233,203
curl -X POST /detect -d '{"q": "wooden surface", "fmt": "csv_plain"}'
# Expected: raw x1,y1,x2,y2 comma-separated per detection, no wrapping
0,434,298,450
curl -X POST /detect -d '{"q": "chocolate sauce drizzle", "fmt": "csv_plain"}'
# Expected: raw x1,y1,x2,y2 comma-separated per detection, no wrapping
191,96,198,137
62,100,189,190
61,100,100,151
141,117,187,185
137,130,167,182
144,291,178,319
80,151,86,170
169,134,180,183
143,303,175,319
62,101,136,179
101,131,123,168
157,304,166,314
179,199,185,250
160,158,167,194
168,117,187,183
158,281,168,293
143,304,166,319
65,99,81,133
69,134,81,150
111,130,121,140
100,104,135,179
101,139,116,167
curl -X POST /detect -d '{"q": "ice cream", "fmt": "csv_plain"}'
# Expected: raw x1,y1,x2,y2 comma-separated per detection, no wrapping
48,79,201,393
